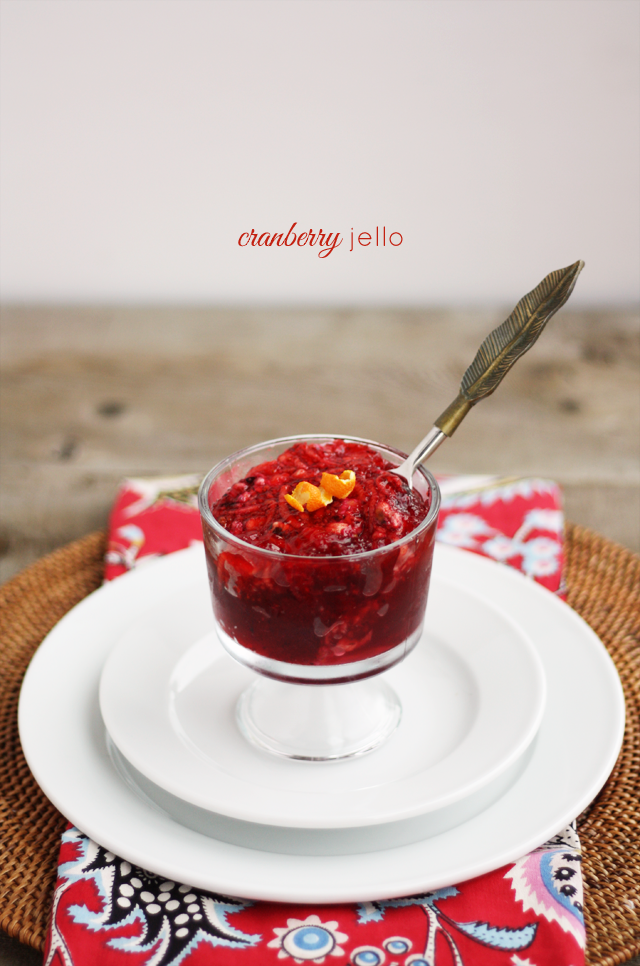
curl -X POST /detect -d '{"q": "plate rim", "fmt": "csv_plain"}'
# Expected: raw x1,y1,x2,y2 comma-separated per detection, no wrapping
98,568,547,827
18,543,625,903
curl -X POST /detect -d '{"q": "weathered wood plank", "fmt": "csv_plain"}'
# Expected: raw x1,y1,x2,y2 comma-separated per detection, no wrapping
1,305,638,582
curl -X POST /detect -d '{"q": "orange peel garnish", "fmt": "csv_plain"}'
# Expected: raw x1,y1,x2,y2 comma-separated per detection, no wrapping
285,481,333,513
320,470,356,499
284,493,305,512
285,470,356,513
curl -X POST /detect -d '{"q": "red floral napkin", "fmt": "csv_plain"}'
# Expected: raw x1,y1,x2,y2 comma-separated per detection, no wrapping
44,474,585,966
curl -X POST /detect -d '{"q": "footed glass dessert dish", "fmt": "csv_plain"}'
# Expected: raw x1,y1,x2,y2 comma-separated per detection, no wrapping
198,435,440,760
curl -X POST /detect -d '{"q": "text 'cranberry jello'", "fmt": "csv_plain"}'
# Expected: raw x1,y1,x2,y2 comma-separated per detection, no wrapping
202,439,439,671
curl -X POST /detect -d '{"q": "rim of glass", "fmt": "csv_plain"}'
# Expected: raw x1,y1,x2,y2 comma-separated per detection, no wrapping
198,434,441,562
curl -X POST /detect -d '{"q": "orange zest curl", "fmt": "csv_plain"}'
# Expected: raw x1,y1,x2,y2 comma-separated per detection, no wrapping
284,493,304,513
320,470,356,499
284,493,305,512
285,481,333,513
285,469,356,513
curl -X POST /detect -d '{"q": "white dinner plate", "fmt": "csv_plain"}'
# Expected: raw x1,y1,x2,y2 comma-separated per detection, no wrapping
19,544,625,903
99,565,545,830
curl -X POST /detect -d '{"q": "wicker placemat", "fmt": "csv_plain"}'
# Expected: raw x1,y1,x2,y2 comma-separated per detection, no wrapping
1,525,639,964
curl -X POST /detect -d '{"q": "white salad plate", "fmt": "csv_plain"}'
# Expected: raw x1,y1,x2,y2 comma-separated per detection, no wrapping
99,563,546,833
19,544,625,903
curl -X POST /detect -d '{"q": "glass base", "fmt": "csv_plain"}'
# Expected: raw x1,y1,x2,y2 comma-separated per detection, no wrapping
236,677,402,761
215,622,423,684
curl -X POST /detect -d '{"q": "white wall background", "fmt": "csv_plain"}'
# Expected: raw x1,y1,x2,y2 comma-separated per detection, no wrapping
1,0,638,305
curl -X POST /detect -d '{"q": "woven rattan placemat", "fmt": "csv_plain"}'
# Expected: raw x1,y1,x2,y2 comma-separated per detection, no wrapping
1,525,639,964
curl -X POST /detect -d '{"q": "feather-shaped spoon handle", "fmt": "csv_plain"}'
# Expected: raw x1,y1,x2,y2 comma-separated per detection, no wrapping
393,260,585,487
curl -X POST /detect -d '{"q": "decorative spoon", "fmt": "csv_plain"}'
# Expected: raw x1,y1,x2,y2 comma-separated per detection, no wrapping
392,260,585,488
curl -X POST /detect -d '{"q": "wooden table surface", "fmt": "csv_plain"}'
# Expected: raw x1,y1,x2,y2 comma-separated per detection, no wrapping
1,304,638,584
0,304,638,961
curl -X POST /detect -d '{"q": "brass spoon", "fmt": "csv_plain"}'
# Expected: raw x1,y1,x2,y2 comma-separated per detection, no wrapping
392,260,585,488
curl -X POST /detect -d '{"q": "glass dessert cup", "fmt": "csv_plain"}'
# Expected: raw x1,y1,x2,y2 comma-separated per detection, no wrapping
198,435,440,761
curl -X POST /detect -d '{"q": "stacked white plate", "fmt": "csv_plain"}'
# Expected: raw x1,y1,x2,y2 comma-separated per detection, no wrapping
19,544,625,903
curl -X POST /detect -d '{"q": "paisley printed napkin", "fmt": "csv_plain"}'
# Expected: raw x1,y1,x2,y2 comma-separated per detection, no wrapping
44,474,586,966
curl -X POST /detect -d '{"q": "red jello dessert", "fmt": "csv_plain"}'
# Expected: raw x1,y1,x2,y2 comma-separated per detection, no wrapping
199,436,440,681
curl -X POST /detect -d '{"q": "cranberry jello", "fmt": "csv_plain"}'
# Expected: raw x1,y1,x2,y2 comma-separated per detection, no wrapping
199,437,440,675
